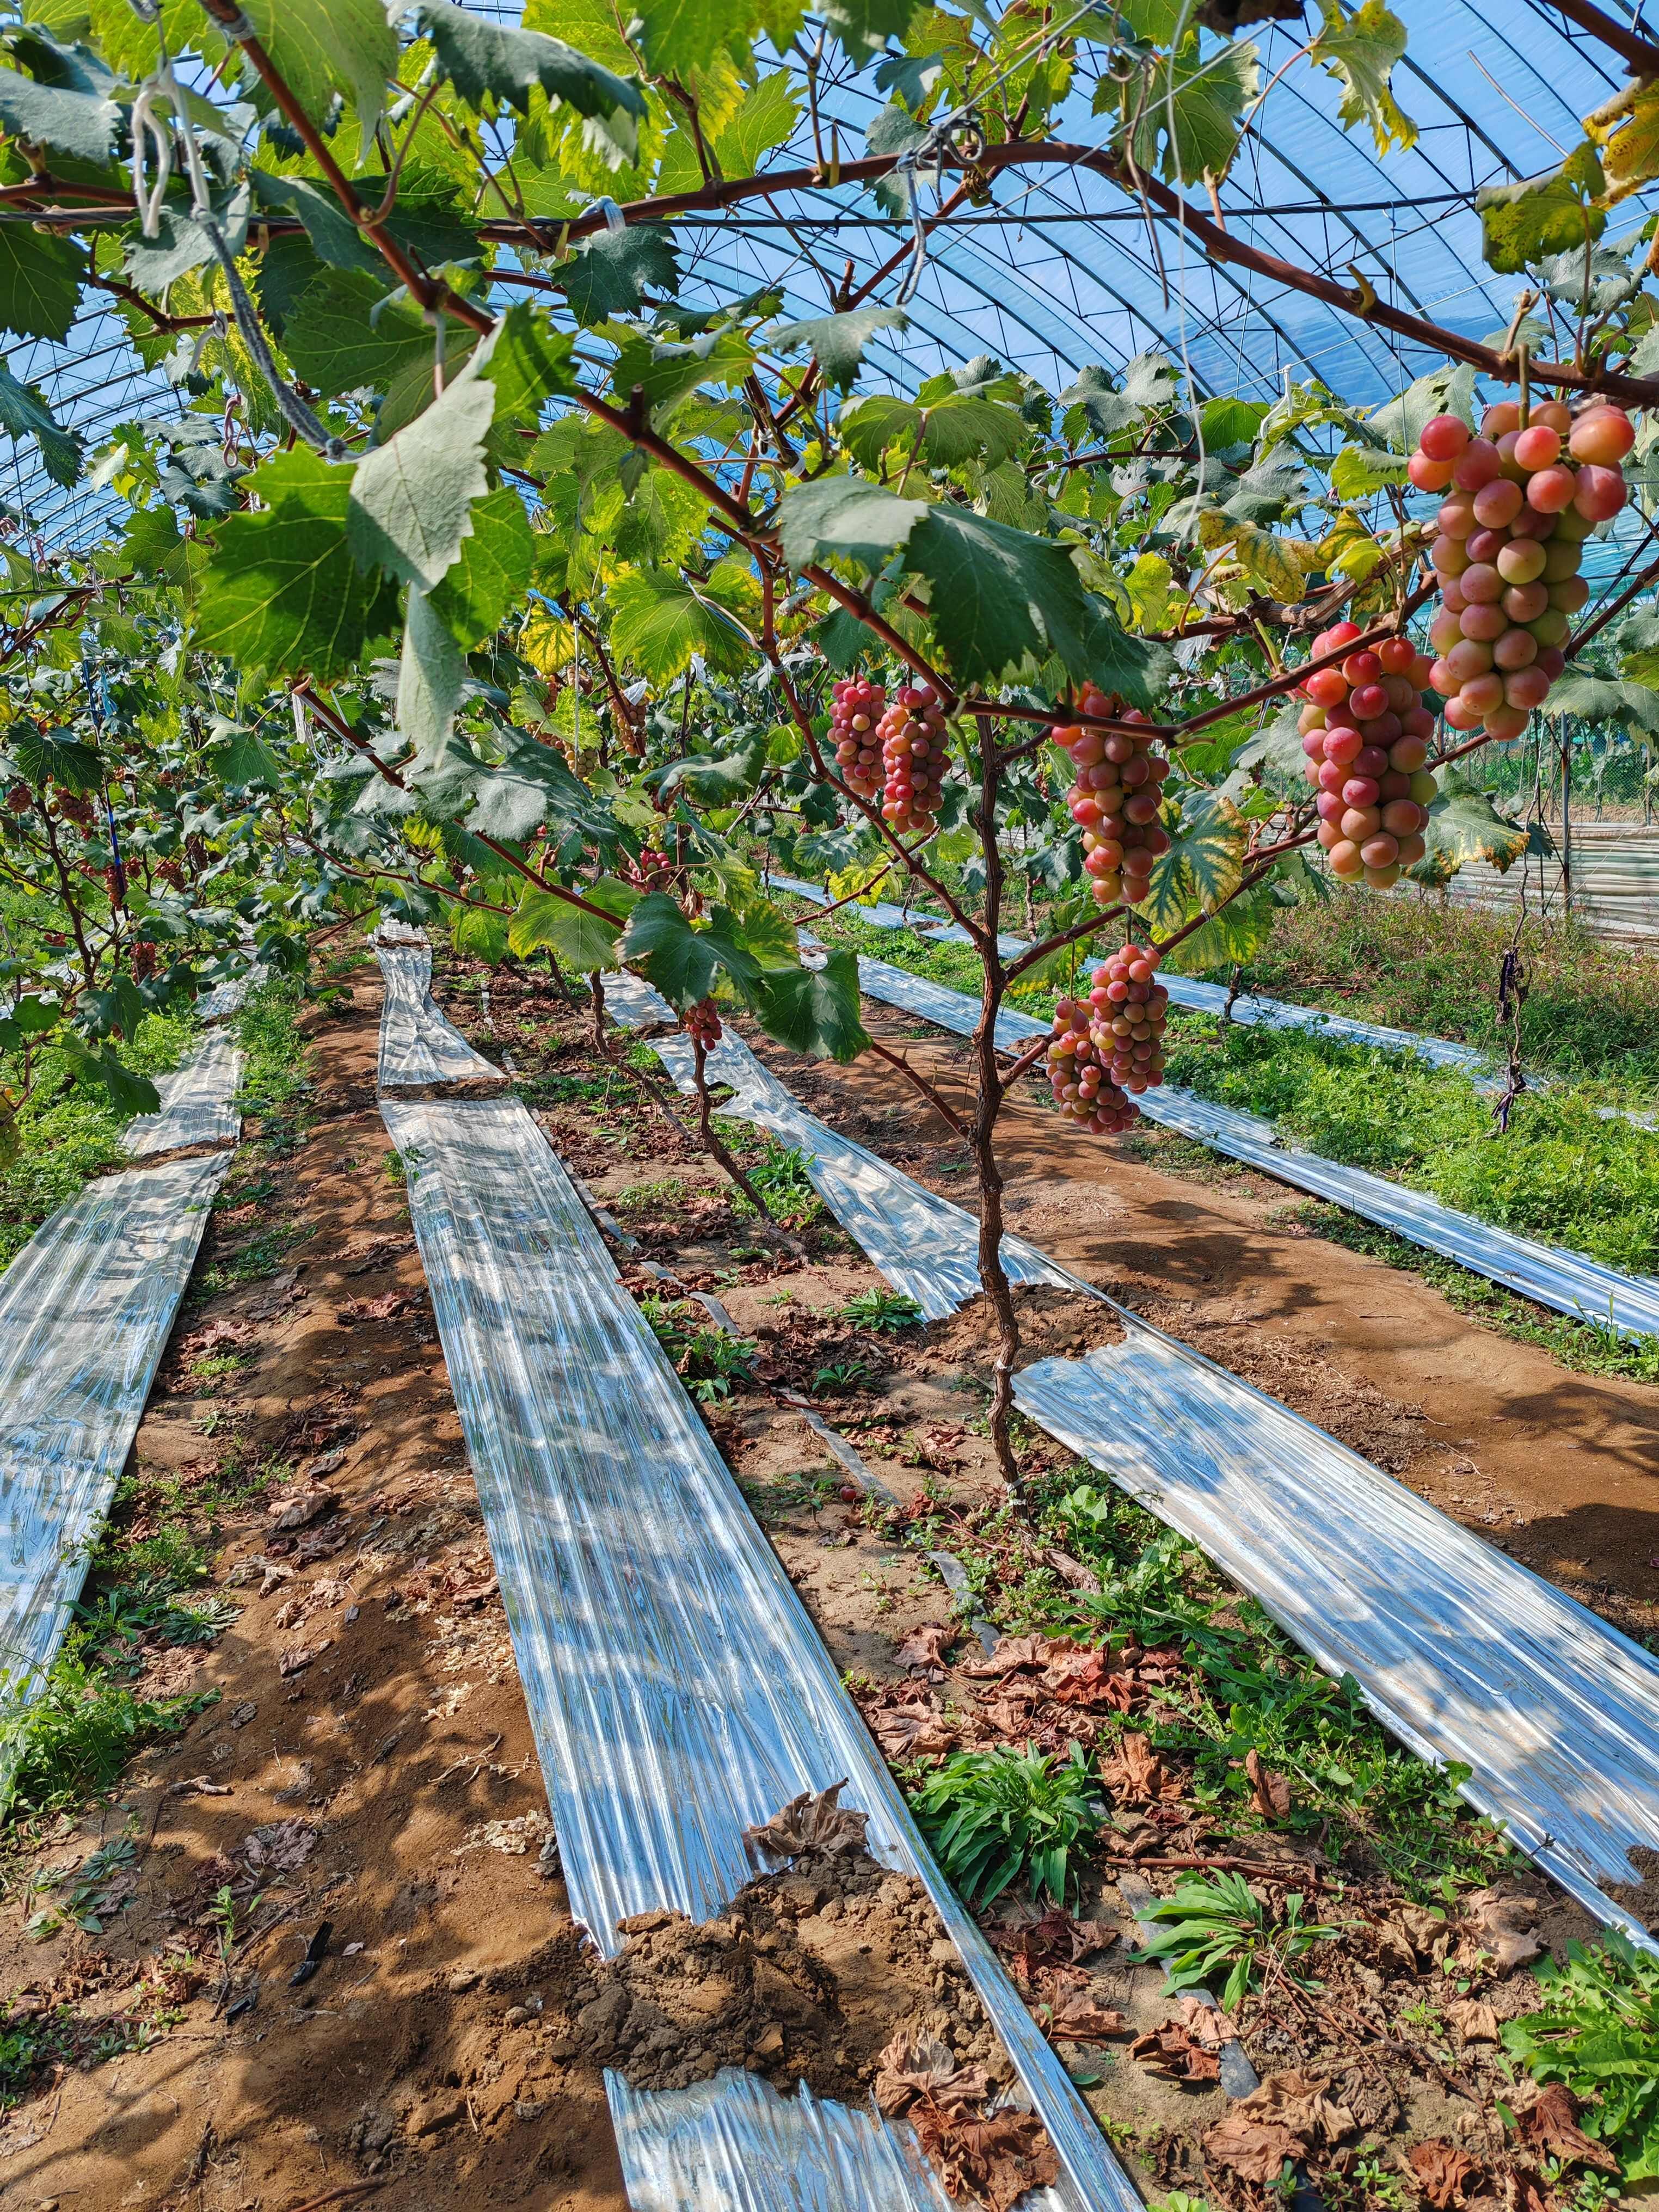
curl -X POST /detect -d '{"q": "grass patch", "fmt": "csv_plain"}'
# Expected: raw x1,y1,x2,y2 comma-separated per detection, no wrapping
910,1742,1103,1907
0,1649,213,1821
1160,1020,1659,1276
0,1010,198,1271
1207,889,1659,1093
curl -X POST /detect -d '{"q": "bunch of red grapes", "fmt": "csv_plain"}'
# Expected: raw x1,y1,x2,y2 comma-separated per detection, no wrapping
831,676,886,799
682,996,723,1049
877,683,951,835
1300,623,1439,888
1409,400,1633,738
1054,684,1172,910
1046,941,1169,1133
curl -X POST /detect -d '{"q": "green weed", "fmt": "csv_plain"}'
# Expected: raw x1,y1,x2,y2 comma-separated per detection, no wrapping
0,1651,215,1818
732,1137,822,1227
839,1287,923,1332
640,1295,756,1403
1502,1933,1659,2180
1135,1871,1341,2013
910,1742,1103,1906
812,1357,876,1394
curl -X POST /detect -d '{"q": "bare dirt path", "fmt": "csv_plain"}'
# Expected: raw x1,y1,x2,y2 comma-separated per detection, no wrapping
748,1007,1659,1643
0,977,628,2212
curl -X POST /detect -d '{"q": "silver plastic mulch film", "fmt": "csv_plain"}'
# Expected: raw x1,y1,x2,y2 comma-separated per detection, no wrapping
627,984,1659,1952
122,1027,244,1159
607,2068,975,2212
650,1027,1073,1321
847,951,1659,1343
374,942,505,1090
0,1152,230,1702
1014,1334,1659,1954
380,1090,1132,2212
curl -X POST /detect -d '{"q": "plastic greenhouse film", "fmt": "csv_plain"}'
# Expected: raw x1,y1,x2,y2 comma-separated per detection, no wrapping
374,940,506,1091
378,1092,1133,2212
121,1027,243,1159
194,966,265,1025
845,952,1659,1343
0,1152,230,1716
631,1002,1659,1953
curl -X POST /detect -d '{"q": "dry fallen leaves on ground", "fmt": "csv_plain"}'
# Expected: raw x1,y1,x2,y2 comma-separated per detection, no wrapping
1511,2081,1618,2171
1202,2068,1356,2183
895,1623,953,1680
1406,2139,1486,2208
1099,1732,1184,1805
742,1780,870,1863
875,2030,1060,2212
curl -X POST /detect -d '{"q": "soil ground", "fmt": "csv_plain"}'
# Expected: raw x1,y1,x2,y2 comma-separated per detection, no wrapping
746,1003,1659,1648
1,950,1655,2212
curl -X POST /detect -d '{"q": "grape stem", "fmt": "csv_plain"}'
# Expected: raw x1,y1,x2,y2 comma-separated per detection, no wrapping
687,1030,810,1263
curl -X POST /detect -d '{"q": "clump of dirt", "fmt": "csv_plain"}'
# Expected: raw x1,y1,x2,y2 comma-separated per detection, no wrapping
553,1847,1003,2105
1611,1844,1659,1936
921,1285,1126,1378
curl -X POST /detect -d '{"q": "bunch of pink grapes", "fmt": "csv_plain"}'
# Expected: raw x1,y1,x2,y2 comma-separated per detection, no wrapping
831,675,887,799
877,684,951,835
1409,400,1633,738
683,996,723,1048
1047,941,1168,1133
1053,684,1172,910
1300,622,1439,888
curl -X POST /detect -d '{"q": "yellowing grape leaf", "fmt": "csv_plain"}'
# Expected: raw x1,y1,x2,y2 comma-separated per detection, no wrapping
1476,141,1606,276
1231,523,1317,604
1584,77,1659,205
1308,0,1417,156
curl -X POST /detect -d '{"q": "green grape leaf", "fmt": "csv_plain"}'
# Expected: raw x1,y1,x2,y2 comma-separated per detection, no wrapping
837,390,1027,471
1104,34,1258,186
0,223,83,341
8,993,59,1036
1168,876,1281,971
1058,353,1180,439
617,889,763,1011
0,355,78,486
1408,769,1530,884
281,267,433,396
713,69,800,173
776,475,929,570
396,588,469,760
237,0,397,164
215,725,282,788
1476,141,1606,276
196,447,400,680
65,1039,159,1119
1368,362,1477,454
607,327,755,420
1307,0,1416,155
427,484,534,649
753,948,869,1061
507,882,630,969
654,730,770,804
560,223,679,325
9,726,102,791
348,366,495,591
1328,443,1409,498
635,0,756,75
820,0,913,56
609,569,752,683
762,306,908,391
250,169,385,275
0,39,119,163
1541,670,1659,733
414,0,646,159
120,502,202,589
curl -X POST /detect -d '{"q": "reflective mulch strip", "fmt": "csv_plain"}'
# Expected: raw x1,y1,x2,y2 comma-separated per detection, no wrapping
628,992,1659,1952
606,2068,973,2211
380,1090,1132,2212
0,1152,229,1704
1015,1331,1659,1953
195,963,265,1026
650,1029,1073,1321
375,942,505,1090
122,1027,243,1159
847,953,1659,1343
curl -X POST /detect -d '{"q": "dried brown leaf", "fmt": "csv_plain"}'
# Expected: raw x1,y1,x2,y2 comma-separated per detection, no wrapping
1406,2140,1486,2209
1512,2081,1618,2172
241,1819,317,1876
1445,1998,1500,2044
1202,2069,1356,2183
1130,2019,1222,2082
1459,1886,1541,1974
912,2104,1060,2212
266,1486,336,1531
1245,1746,1292,1822
1099,1732,1184,1805
894,1623,953,1680
874,2030,991,2119
963,1633,1051,1680
742,1780,870,1864
1046,1989,1127,2044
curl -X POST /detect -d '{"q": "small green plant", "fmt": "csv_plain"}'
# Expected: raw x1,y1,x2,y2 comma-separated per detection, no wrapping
204,1883,247,1968
910,1742,1103,1907
1502,1933,1659,2181
840,1287,923,1332
640,1297,757,1403
23,1832,138,1941
0,2011,45,2106
732,1139,820,1226
1136,1872,1340,2013
812,1358,875,1395
382,1150,407,1185
0,1651,216,1819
